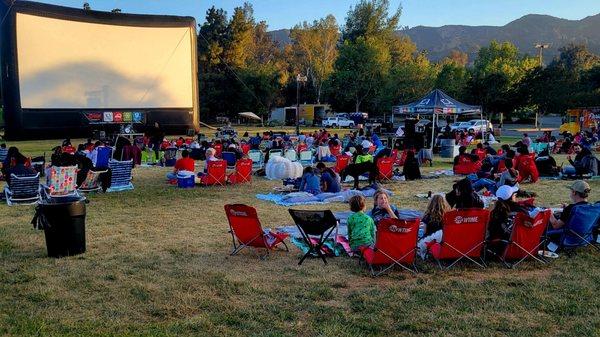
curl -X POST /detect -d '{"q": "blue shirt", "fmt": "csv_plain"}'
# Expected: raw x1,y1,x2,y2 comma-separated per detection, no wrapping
371,134,383,148
300,173,321,195
321,172,341,193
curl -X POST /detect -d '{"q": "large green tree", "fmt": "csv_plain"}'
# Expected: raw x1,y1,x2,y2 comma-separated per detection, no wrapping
288,15,339,103
467,40,537,118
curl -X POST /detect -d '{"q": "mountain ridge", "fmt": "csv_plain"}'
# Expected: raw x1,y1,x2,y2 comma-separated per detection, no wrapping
268,13,600,63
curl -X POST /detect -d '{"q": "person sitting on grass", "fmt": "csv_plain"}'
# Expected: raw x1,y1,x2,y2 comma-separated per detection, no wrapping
347,195,376,252
316,162,341,193
354,147,373,164
453,145,480,169
299,166,321,195
369,190,400,226
445,178,484,209
548,180,590,230
417,194,451,258
167,150,195,180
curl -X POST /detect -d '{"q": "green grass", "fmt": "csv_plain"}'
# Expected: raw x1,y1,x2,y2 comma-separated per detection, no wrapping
1,134,600,336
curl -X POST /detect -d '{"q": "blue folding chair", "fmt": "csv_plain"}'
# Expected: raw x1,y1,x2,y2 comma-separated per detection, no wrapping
5,173,41,206
107,159,134,192
0,147,8,163
222,151,237,169
248,150,264,170
95,146,112,169
546,203,600,252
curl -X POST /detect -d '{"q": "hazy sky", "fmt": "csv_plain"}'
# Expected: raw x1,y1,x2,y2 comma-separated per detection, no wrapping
36,0,600,30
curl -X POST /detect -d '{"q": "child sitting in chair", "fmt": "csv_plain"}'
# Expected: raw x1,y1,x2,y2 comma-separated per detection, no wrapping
347,195,376,253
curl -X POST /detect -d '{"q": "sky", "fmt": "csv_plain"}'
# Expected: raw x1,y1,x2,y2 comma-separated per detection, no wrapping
35,0,600,30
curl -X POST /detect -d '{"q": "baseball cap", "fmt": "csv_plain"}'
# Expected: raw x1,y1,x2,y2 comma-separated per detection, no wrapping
568,180,591,194
496,185,519,201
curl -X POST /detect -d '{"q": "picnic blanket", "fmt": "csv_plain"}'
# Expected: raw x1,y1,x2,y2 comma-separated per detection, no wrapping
256,186,394,207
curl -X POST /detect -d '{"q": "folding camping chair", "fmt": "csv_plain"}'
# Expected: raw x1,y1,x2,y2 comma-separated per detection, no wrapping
284,149,298,162
360,218,420,276
227,158,252,184
486,210,551,268
269,149,283,160
241,143,251,155
43,166,80,198
78,169,108,193
0,147,8,163
377,157,394,182
248,150,264,170
107,159,134,192
224,204,289,258
94,146,112,169
163,148,178,167
427,208,490,269
200,160,227,186
213,143,223,158
334,155,351,173
545,203,600,253
299,150,313,166
221,151,237,169
288,209,339,265
4,173,41,206
329,144,341,156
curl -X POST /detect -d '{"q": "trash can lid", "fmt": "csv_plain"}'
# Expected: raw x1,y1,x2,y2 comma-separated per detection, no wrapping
40,196,87,205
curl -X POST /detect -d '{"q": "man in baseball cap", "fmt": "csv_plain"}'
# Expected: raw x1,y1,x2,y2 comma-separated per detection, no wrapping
549,180,591,229
495,185,519,201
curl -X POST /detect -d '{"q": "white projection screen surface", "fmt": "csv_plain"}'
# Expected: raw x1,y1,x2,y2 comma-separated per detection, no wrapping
16,13,194,109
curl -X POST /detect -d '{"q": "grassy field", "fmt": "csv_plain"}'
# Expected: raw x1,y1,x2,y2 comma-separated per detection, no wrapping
1,133,600,337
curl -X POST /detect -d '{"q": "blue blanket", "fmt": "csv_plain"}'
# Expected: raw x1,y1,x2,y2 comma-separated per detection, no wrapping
256,187,394,207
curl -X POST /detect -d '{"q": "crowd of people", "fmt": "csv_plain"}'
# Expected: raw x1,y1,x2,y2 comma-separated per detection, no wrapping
1,125,598,263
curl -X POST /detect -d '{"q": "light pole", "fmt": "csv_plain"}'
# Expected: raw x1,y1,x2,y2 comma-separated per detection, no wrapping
535,43,550,67
296,74,307,136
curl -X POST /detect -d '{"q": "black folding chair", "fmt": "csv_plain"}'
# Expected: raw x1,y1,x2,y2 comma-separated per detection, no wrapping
288,209,338,265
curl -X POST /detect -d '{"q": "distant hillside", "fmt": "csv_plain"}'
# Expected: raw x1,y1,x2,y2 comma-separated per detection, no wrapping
269,14,600,63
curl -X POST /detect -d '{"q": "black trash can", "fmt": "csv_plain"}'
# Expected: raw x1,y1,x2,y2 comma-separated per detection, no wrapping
33,196,87,258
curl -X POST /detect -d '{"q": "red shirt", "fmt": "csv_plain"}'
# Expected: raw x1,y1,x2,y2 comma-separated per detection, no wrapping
175,157,195,172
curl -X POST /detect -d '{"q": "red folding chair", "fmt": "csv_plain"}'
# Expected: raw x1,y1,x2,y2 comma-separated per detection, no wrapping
360,218,420,276
227,158,253,184
241,143,251,155
224,204,289,258
329,144,341,156
334,155,351,173
487,210,551,268
200,160,227,186
213,143,223,158
474,148,486,161
453,156,482,175
428,209,490,269
516,154,539,183
377,157,394,181
396,149,411,166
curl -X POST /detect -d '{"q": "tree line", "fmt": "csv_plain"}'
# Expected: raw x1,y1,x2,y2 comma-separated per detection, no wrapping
197,0,600,123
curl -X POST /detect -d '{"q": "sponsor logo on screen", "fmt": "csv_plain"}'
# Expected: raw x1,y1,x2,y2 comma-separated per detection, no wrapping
85,112,102,121
103,112,113,122
113,112,123,122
